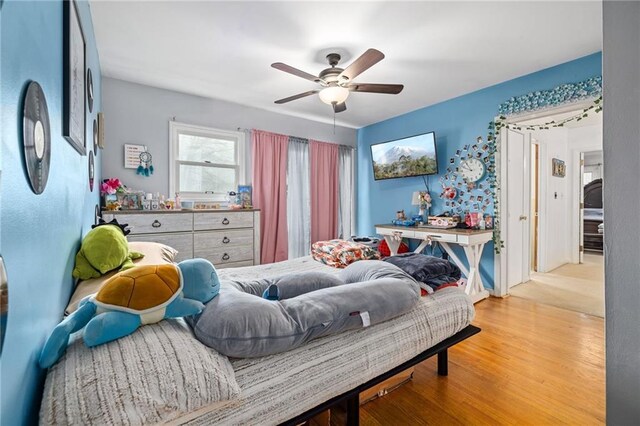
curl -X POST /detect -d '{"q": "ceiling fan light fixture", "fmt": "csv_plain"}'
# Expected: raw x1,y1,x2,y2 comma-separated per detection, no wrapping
319,86,349,105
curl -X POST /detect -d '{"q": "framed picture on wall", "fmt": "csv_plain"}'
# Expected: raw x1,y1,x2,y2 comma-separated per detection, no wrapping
62,0,86,155
552,158,566,177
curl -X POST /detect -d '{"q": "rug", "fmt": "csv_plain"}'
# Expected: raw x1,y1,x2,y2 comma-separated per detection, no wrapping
509,254,604,317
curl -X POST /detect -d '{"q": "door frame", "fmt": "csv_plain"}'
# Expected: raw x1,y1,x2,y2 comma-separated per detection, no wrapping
493,100,597,297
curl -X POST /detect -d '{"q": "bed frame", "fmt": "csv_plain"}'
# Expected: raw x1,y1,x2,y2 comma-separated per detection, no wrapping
280,324,481,426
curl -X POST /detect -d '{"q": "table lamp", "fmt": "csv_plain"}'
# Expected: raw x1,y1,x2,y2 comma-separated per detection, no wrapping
412,191,432,217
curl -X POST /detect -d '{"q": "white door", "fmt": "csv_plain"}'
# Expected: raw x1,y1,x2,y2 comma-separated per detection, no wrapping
506,129,531,288
579,152,585,263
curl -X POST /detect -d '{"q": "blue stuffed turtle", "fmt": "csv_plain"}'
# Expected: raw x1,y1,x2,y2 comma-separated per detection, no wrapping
40,258,220,368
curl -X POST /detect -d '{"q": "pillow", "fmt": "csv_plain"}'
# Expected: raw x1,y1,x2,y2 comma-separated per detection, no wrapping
338,259,418,284
65,242,177,314
189,262,420,358
384,253,461,290
40,320,240,425
311,239,380,268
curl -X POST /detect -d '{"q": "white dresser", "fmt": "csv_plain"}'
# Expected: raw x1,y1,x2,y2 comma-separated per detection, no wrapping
102,210,261,269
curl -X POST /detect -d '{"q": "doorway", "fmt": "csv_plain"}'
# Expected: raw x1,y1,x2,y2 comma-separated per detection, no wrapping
530,141,539,272
498,105,605,316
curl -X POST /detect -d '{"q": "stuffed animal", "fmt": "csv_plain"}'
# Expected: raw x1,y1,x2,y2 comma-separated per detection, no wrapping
73,219,144,280
40,258,220,368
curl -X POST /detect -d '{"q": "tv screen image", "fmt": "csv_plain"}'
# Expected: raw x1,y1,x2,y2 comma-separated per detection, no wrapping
370,132,438,180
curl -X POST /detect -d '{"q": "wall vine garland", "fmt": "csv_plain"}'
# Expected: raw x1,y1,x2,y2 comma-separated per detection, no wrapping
487,76,603,254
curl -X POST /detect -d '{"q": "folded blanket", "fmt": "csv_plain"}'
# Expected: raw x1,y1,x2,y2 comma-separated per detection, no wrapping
384,253,461,290
311,239,380,268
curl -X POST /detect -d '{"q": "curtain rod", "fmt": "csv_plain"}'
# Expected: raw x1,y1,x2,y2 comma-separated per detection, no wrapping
236,127,355,150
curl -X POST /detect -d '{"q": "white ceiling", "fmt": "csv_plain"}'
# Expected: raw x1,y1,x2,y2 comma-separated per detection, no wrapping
90,1,602,129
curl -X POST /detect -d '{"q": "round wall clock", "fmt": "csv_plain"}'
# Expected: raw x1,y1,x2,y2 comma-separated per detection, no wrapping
87,68,94,113
23,81,51,194
92,118,98,153
460,158,485,182
88,151,95,191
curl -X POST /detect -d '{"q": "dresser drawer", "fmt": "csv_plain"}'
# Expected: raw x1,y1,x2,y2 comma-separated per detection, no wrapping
127,233,193,262
195,245,253,266
105,213,193,234
375,227,416,239
194,229,254,250
413,230,458,243
194,211,253,231
216,260,254,270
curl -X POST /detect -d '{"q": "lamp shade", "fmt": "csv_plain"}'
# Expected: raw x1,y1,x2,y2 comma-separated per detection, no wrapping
411,191,422,205
319,86,350,105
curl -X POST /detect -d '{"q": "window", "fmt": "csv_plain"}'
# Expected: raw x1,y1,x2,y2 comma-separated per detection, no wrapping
169,122,245,200
583,172,594,186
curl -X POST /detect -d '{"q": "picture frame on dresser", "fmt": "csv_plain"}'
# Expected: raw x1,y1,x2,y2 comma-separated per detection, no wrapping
62,0,86,155
117,193,143,210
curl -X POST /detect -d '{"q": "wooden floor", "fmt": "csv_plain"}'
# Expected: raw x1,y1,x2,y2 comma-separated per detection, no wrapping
354,296,605,425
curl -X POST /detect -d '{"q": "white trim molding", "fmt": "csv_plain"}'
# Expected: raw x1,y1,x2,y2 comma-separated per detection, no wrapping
169,121,246,201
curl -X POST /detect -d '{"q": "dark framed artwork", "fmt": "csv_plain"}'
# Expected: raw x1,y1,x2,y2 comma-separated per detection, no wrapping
63,0,86,155
552,158,566,178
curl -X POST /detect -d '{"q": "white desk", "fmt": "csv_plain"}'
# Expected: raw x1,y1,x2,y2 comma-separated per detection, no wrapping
375,225,492,303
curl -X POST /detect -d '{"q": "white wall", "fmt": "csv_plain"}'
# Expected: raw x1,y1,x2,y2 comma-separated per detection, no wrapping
101,77,357,196
603,1,640,421
533,128,572,272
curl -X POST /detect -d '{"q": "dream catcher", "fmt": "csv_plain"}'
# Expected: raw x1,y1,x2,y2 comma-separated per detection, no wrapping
136,150,154,177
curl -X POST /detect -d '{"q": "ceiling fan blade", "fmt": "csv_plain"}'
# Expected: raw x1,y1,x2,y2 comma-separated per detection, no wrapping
274,90,319,104
271,62,320,82
348,83,404,94
338,49,385,81
333,102,347,113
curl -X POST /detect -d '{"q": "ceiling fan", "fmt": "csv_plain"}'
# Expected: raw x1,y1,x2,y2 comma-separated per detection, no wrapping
271,48,404,113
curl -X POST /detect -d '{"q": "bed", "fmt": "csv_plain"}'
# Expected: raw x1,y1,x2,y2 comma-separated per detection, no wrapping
41,255,477,425
584,178,603,253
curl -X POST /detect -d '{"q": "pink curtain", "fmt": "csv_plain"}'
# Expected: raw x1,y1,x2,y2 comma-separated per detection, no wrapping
310,140,339,243
252,130,289,263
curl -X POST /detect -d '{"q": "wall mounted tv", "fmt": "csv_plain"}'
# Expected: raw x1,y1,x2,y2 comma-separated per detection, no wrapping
370,131,438,180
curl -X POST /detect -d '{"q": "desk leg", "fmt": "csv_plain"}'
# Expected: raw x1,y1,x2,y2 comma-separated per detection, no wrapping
382,235,401,256
464,244,486,295
440,242,489,303
414,239,431,254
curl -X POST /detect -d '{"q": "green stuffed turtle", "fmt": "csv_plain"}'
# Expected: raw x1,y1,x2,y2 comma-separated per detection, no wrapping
73,219,144,280
40,259,221,368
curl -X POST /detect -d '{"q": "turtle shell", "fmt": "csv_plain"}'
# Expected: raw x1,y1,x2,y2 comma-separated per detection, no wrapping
95,264,182,312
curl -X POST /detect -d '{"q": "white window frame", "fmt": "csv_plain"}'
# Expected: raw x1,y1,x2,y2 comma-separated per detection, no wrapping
169,121,246,201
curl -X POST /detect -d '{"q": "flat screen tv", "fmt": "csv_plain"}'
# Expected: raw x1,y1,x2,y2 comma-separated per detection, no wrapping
370,131,438,180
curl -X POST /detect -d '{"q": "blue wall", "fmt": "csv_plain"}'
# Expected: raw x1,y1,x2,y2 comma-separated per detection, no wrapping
357,52,602,288
0,1,101,424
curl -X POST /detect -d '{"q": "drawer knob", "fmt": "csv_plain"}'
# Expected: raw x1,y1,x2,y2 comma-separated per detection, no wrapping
222,218,230,225
152,220,162,228
222,253,230,261
222,236,230,244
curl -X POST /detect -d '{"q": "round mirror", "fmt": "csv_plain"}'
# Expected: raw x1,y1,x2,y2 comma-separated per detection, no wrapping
0,256,8,355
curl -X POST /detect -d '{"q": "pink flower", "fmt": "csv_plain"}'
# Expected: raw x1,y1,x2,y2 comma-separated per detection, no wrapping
100,178,124,195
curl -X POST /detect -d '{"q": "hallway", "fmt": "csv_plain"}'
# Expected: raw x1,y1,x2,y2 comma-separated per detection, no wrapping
509,254,604,317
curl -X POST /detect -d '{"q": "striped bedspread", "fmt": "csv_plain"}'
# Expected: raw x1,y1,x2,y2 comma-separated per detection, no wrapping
41,257,474,425
171,257,475,425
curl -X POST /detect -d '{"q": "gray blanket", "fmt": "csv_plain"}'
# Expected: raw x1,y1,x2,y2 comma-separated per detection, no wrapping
384,253,461,289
